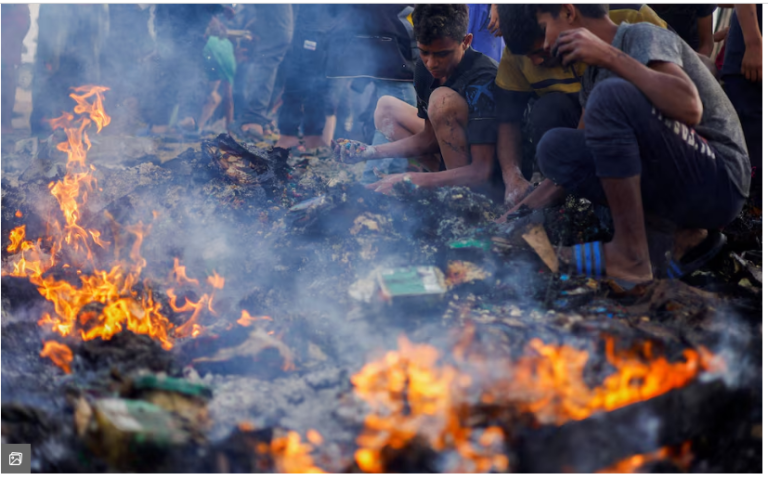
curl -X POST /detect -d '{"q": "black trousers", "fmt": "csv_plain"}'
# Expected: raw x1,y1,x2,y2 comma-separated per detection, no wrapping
538,78,745,230
277,34,332,137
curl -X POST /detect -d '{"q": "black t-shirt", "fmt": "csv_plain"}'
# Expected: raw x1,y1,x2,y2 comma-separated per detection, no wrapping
722,4,763,76
414,47,499,144
649,4,716,51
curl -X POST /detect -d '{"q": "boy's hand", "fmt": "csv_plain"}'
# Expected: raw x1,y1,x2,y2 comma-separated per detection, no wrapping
488,5,502,37
742,42,762,82
365,173,410,195
553,28,616,68
332,139,376,163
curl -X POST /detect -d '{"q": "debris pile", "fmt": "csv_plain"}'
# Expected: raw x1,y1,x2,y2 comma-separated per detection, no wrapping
0,87,761,473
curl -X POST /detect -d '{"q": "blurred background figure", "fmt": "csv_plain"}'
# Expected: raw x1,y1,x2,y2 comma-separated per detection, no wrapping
197,14,237,135
274,5,343,154
100,4,154,133
1,4,31,134
327,5,418,183
231,4,294,142
720,4,762,205
30,4,108,136
468,4,505,62
145,4,224,136
649,4,717,56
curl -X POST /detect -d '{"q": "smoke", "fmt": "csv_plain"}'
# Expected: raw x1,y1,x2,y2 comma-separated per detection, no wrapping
698,307,759,389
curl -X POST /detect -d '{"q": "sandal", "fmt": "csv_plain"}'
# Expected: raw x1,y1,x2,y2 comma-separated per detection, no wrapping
567,241,652,292
666,230,726,279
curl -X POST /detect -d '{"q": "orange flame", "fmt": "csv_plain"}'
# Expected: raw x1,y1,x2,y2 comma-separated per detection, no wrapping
3,86,198,352
15,210,22,218
598,441,693,473
170,258,200,287
507,337,715,425
351,334,720,472
40,340,73,374
7,225,27,253
352,336,508,473
270,431,326,473
236,310,273,327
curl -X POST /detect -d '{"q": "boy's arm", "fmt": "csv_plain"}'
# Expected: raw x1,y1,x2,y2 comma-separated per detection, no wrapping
735,4,762,82
556,28,703,126
368,144,495,193
495,108,583,222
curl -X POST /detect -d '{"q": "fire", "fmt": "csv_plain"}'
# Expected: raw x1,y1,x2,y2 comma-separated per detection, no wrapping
236,310,272,327
350,334,721,472
1,86,219,355
40,340,73,374
507,337,715,425
598,441,693,473
7,225,28,253
351,336,508,473
15,210,22,218
270,431,326,473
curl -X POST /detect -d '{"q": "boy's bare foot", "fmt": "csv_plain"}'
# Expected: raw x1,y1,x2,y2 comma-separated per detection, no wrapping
241,123,264,137
672,228,708,261
275,134,300,149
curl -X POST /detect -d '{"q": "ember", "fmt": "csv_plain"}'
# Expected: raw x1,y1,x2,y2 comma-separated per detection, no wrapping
270,431,326,473
40,340,73,374
598,441,693,473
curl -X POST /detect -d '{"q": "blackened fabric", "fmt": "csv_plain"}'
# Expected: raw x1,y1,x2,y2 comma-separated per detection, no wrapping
649,4,717,51
722,4,763,76
581,22,751,198
414,47,499,144
538,78,745,230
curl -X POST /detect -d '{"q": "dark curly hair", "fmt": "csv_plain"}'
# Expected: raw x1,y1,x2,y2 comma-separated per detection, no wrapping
498,4,609,55
412,4,469,45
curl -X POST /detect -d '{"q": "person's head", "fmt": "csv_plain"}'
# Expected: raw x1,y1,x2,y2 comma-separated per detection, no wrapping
412,4,471,79
498,4,608,66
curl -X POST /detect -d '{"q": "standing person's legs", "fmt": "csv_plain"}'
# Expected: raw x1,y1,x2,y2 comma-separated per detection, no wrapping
276,47,303,149
362,80,418,183
723,74,762,204
238,4,293,137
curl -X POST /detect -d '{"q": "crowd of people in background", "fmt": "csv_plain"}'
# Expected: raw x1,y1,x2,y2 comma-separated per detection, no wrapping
0,4,762,286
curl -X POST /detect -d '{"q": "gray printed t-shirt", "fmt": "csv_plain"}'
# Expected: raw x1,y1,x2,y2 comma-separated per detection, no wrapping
580,22,751,198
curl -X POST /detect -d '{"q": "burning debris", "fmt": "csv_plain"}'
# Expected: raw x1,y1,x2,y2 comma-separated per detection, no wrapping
0,86,761,473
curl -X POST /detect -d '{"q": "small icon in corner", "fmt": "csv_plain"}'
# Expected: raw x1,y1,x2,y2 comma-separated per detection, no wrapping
9,452,23,466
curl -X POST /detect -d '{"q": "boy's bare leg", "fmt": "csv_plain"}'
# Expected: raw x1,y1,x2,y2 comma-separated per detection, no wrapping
559,175,654,284
199,80,222,131
322,115,336,147
223,81,234,130
426,87,470,170
373,96,439,171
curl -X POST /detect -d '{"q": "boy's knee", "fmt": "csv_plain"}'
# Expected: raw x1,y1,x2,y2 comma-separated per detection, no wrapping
536,128,584,185
374,95,401,133
536,129,564,178
427,87,468,125
528,92,581,143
